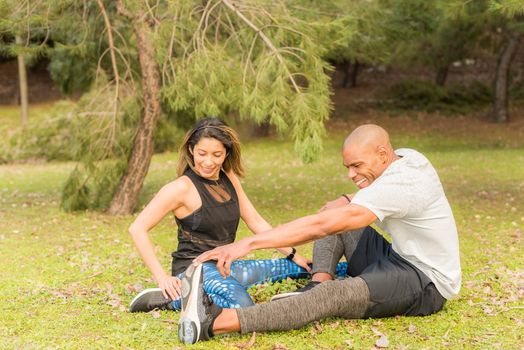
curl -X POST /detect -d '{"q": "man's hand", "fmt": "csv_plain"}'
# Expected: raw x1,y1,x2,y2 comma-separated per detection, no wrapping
195,238,252,277
318,195,353,212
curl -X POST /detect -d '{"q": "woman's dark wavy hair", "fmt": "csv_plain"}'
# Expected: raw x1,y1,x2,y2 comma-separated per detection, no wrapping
176,117,245,177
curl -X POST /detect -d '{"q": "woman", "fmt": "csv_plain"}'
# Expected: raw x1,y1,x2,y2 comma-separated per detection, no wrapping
128,117,330,312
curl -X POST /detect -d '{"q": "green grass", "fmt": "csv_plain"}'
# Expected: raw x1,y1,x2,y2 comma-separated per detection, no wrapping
1,107,523,349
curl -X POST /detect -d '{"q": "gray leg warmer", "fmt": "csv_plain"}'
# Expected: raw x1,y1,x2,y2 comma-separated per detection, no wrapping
312,229,365,277
236,277,370,334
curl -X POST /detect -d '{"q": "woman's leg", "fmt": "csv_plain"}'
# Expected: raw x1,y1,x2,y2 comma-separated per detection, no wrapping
170,262,254,310
229,257,349,289
170,256,348,311
228,259,310,288
202,262,255,308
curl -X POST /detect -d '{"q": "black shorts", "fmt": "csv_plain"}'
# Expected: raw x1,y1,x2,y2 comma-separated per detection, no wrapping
348,227,446,318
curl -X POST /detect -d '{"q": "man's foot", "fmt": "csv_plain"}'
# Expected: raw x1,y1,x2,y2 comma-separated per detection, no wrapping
178,262,222,344
129,288,174,313
270,281,321,302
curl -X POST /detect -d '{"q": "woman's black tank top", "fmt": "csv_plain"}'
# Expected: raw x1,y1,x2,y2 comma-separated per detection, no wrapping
171,168,240,275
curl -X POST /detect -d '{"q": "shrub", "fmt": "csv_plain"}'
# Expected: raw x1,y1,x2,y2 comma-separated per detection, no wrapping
379,79,493,114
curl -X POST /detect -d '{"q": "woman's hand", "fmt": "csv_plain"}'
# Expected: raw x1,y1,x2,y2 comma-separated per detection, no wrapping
156,274,182,300
291,253,312,272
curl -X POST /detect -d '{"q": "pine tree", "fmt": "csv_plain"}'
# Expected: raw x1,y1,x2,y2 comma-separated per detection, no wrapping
3,0,336,214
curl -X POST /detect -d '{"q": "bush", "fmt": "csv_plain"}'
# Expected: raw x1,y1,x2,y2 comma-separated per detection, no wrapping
1,101,78,163
0,102,185,164
379,79,493,114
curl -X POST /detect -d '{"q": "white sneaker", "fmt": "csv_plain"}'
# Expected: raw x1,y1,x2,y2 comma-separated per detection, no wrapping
178,262,221,344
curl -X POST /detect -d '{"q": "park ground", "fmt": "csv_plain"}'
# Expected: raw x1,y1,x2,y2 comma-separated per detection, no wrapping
0,94,523,349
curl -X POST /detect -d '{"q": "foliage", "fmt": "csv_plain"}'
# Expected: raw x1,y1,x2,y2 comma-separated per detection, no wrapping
48,45,97,95
157,0,334,163
2,0,524,212
0,102,77,163
1,0,342,211
489,0,524,18
0,100,183,165
391,0,486,85
1,114,523,349
379,79,493,114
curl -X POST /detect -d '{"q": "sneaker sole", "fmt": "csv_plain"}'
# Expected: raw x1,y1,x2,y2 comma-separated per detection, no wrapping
179,263,203,344
129,288,163,312
270,291,303,302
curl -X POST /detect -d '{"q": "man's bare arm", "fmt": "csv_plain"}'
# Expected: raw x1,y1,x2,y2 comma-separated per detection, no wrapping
196,203,377,277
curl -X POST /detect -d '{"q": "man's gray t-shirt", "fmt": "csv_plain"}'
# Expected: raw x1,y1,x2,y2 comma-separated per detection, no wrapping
351,148,461,299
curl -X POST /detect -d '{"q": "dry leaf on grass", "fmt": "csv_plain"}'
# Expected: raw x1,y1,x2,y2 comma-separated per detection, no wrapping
311,321,324,335
371,327,389,348
330,321,340,329
271,343,289,350
375,334,389,348
235,332,256,349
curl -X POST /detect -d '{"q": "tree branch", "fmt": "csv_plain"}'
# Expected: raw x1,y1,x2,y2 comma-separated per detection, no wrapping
220,0,301,93
95,0,120,149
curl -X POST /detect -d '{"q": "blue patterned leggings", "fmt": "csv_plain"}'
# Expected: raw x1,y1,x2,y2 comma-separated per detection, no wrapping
170,258,348,310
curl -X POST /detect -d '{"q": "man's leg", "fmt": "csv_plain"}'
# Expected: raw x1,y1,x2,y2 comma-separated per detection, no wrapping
215,277,370,335
311,228,365,281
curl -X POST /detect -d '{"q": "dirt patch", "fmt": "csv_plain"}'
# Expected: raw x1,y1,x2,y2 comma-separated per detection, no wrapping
0,58,63,105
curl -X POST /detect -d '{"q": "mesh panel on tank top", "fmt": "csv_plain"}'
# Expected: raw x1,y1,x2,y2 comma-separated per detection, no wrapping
203,182,231,203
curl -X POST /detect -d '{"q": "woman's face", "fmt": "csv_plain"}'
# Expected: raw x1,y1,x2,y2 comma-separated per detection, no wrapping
192,137,227,180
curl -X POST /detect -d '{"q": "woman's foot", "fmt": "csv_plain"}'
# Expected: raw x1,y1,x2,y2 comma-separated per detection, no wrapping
129,288,174,312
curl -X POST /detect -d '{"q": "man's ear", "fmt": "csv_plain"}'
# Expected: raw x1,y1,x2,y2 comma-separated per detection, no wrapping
377,146,388,164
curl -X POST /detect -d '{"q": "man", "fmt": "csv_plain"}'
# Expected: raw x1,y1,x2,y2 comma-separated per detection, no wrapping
177,124,461,344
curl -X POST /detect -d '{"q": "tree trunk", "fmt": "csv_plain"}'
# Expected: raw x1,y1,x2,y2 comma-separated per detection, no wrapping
341,60,361,88
108,11,161,215
349,60,360,88
16,35,28,127
435,65,449,87
491,32,521,123
341,60,351,88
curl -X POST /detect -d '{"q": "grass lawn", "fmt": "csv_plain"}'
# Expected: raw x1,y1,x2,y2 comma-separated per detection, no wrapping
0,105,523,349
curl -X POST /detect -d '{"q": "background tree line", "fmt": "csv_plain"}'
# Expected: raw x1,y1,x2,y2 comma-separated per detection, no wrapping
0,0,523,215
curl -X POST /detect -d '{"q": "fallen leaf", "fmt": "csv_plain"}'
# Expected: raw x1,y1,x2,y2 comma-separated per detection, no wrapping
125,284,136,293
235,332,256,349
482,306,495,316
106,299,122,308
371,327,383,336
442,328,450,339
311,321,324,335
330,321,341,329
408,324,416,334
375,334,389,348
151,310,161,319
271,343,289,350
344,339,354,348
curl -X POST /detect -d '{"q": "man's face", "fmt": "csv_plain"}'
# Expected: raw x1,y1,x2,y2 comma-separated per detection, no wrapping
342,143,385,189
